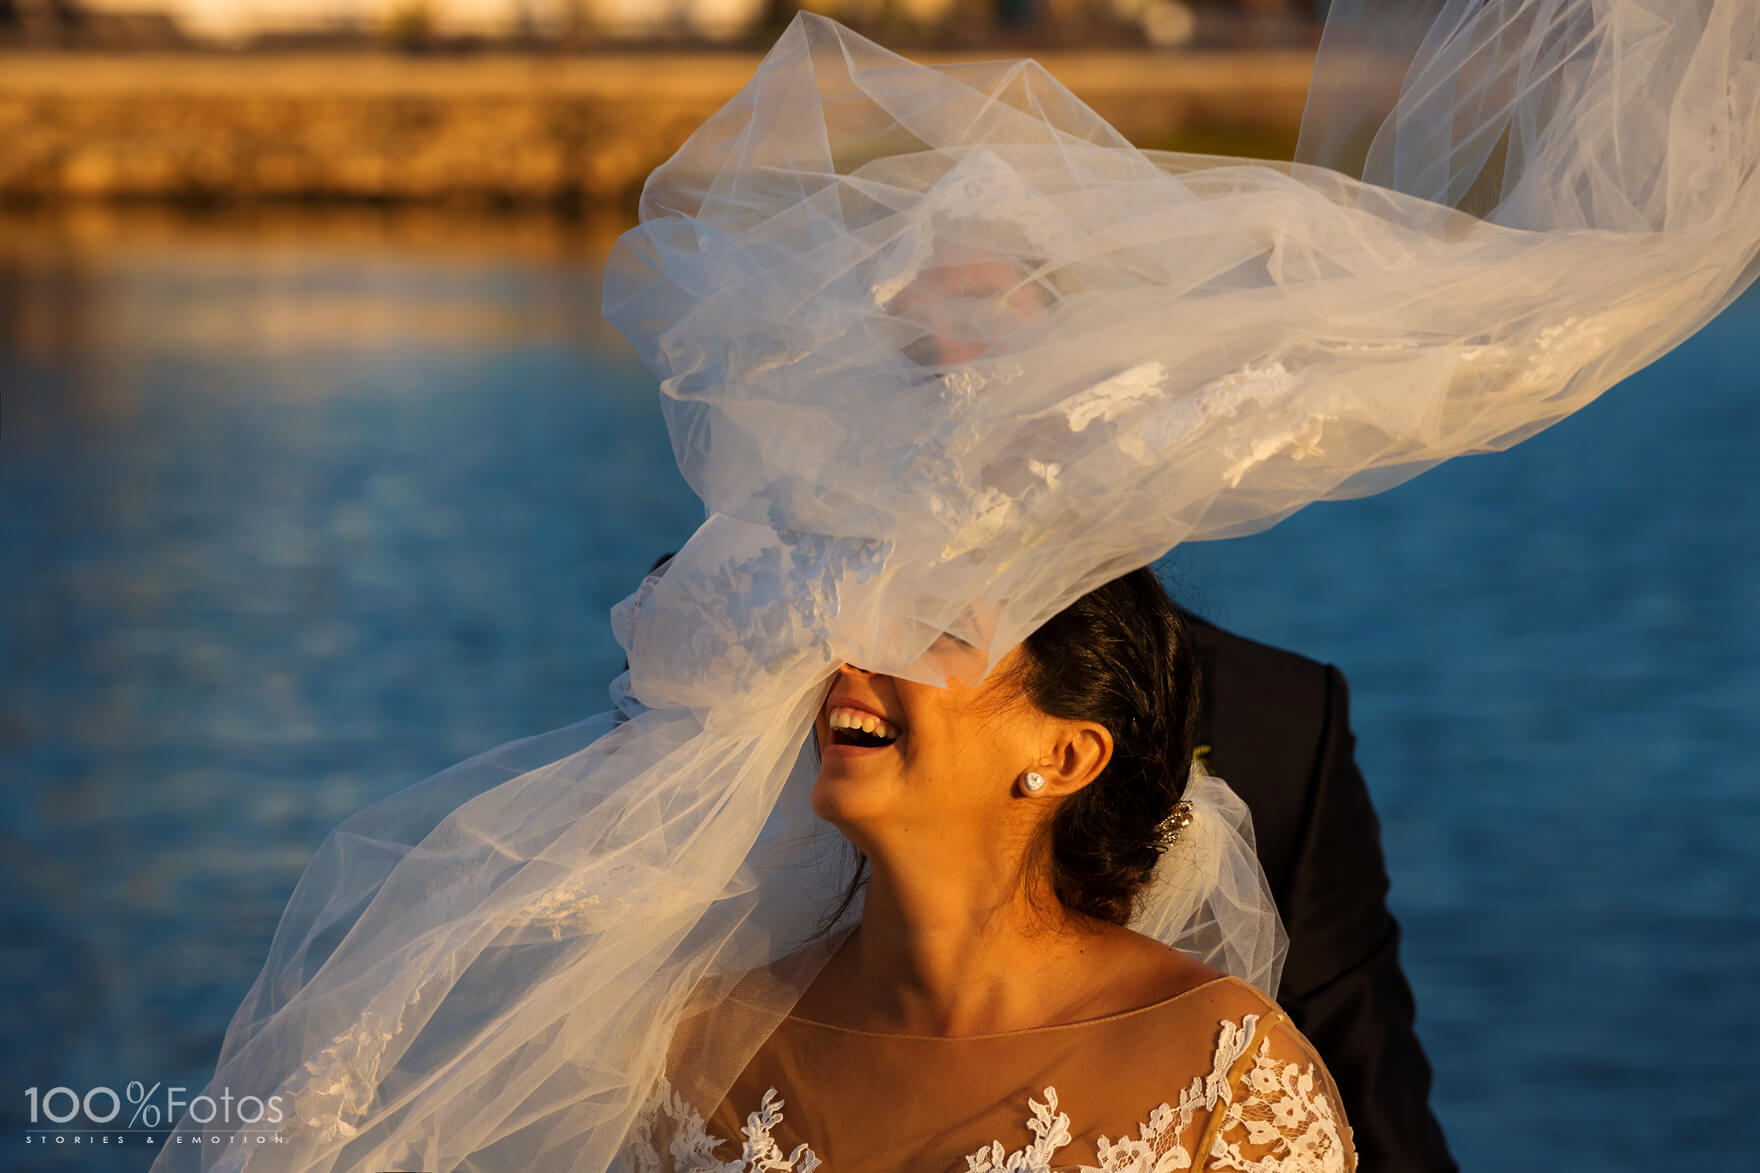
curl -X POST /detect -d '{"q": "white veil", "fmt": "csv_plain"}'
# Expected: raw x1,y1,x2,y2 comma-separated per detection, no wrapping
153,3,1760,1171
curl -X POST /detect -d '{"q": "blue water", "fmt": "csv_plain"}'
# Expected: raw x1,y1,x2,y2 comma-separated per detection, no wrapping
2,211,1756,1171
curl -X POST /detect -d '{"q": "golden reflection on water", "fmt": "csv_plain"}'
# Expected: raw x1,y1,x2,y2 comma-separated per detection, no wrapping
0,202,642,370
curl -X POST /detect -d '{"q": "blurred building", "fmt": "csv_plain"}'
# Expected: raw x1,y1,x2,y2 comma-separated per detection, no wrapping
3,1,1317,48
34,1,774,42
61,2,552,40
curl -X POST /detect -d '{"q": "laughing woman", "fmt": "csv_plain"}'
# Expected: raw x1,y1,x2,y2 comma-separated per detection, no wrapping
631,568,1354,1173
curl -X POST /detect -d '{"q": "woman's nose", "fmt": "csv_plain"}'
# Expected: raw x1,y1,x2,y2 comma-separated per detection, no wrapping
837,662,875,677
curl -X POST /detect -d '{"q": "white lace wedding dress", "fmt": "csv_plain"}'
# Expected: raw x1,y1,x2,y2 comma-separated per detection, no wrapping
625,976,1353,1173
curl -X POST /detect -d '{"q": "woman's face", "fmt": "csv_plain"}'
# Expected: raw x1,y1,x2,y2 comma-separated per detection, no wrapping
810,640,1106,855
814,248,1102,853
890,242,1051,367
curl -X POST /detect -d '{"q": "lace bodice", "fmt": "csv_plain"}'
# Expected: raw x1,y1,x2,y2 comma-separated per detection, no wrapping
625,977,1353,1173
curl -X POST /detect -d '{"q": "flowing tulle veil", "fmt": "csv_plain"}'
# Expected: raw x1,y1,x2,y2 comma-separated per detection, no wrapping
153,3,1760,1171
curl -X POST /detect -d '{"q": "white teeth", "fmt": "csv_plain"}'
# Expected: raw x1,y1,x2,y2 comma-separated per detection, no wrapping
827,706,900,741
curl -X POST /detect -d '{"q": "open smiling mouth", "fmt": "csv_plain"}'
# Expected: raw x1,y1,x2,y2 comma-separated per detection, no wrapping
827,707,902,749
833,727,897,748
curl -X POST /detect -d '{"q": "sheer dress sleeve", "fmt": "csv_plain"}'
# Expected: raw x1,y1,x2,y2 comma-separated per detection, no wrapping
1194,1008,1357,1173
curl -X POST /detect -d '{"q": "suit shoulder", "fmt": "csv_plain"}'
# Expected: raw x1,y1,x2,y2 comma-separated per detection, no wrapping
1181,609,1341,701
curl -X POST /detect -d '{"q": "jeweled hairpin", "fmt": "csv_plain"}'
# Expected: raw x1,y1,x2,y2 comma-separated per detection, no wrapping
1153,799,1195,850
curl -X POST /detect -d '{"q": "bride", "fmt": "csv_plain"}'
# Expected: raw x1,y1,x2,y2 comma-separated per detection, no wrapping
630,567,1353,1171
152,2,1759,1172
623,238,1341,1169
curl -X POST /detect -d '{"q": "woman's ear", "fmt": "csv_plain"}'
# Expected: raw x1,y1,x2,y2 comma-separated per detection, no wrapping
1034,720,1113,798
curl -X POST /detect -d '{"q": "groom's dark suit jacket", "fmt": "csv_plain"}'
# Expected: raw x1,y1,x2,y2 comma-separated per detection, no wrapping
1182,609,1456,1173
631,552,1454,1170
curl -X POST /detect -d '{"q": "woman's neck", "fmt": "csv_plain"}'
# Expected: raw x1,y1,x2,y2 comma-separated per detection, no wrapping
805,842,1118,1037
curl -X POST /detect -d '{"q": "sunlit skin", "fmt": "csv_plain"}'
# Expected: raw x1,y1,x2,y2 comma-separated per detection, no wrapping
790,642,1223,1038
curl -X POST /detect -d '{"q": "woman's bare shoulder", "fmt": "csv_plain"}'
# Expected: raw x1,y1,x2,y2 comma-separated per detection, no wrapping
1084,924,1236,1012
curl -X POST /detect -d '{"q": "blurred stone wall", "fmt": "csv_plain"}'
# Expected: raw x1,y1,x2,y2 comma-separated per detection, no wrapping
0,49,1312,205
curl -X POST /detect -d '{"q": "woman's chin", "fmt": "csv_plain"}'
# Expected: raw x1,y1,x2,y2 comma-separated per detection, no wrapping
810,767,898,828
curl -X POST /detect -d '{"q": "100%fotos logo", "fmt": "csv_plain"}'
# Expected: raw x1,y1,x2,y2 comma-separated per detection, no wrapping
24,1082,288,1143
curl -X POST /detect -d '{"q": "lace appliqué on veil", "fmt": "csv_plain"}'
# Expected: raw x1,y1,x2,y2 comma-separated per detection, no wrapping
625,1013,1348,1173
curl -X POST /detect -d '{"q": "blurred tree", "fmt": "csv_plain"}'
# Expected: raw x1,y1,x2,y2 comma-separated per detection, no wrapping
2,0,78,38
560,0,587,40
385,0,434,49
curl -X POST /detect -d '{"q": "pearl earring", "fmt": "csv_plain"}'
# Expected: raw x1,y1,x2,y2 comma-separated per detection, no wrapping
1022,771,1046,793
